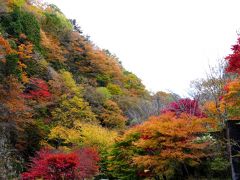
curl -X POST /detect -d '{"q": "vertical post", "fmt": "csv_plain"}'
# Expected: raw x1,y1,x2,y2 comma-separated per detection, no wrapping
227,120,240,180
227,121,235,180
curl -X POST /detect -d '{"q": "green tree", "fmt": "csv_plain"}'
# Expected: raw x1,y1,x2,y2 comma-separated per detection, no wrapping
42,12,72,38
1,7,40,46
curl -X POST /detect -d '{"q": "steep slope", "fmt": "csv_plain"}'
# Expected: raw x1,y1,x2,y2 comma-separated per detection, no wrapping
0,0,161,178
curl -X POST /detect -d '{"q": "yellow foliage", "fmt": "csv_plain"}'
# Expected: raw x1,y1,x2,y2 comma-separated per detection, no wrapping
48,125,81,145
60,70,82,96
51,95,97,127
48,123,118,151
51,71,97,126
75,122,118,150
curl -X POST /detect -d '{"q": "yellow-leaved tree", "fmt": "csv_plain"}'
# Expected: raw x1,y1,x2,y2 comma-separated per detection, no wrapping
48,122,118,151
51,71,97,127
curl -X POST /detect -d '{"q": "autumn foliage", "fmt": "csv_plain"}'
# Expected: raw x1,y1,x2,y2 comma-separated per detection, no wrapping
0,1,235,179
223,36,240,120
0,36,14,55
225,37,240,74
21,147,100,180
108,112,216,179
161,98,205,117
22,78,51,100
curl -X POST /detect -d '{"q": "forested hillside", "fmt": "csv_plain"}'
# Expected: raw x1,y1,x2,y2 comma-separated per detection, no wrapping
0,0,239,179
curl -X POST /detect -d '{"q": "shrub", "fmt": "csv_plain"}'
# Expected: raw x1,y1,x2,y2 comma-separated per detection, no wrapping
21,148,100,179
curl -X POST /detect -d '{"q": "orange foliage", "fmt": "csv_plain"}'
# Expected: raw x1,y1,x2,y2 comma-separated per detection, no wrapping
17,43,33,60
124,112,216,175
222,78,240,120
17,42,33,83
70,39,123,84
0,76,26,113
0,36,16,56
40,30,67,62
0,76,32,152
99,100,126,129
86,48,122,80
203,100,225,120
0,36,33,82
67,32,84,53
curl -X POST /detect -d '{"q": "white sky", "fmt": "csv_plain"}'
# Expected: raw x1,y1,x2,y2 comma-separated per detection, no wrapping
45,0,240,96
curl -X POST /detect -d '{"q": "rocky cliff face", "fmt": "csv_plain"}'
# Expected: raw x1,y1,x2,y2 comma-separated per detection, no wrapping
0,122,21,179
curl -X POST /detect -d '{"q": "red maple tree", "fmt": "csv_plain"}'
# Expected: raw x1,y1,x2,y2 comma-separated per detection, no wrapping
21,147,100,180
22,78,51,100
161,98,205,117
225,37,240,74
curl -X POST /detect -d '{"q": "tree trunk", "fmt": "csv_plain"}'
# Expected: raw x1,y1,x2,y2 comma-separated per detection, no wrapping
162,174,167,180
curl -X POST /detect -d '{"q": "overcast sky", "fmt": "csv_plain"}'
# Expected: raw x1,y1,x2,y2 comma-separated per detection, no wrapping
45,0,240,96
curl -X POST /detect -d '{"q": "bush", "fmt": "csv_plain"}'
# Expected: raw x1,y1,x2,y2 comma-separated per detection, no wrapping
21,148,100,179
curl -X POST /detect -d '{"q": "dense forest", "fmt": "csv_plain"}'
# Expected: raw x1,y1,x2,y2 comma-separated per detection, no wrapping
0,0,239,179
